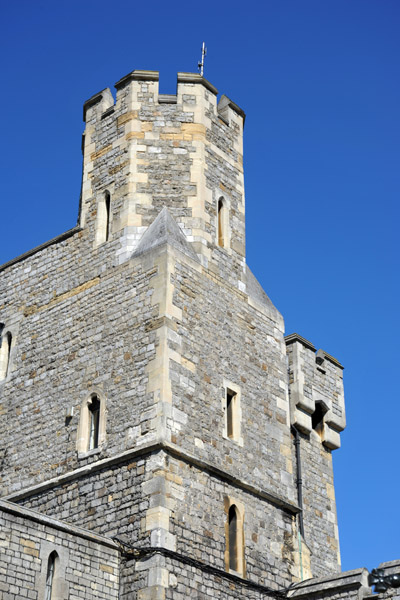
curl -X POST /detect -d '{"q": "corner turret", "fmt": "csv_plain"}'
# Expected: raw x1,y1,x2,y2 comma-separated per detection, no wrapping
286,333,345,450
286,333,346,576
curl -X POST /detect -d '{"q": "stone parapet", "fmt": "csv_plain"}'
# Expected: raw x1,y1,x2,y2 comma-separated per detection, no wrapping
177,72,219,95
0,226,81,272
0,499,119,549
115,69,160,88
288,568,371,599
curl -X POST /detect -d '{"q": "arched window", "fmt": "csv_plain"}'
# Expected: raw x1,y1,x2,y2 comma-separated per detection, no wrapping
217,197,226,247
95,190,111,245
88,394,100,450
104,191,111,242
0,331,12,380
225,500,245,575
228,505,239,571
77,391,106,455
226,389,236,439
44,551,57,600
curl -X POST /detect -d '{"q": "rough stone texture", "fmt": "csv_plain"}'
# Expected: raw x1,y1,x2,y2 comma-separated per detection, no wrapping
12,454,150,542
286,334,345,577
168,246,291,500
0,68,383,599
0,252,159,494
295,430,341,577
0,500,119,600
286,334,345,449
288,568,370,599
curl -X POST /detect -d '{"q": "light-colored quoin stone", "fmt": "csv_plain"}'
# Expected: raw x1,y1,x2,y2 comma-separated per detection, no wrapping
0,67,396,599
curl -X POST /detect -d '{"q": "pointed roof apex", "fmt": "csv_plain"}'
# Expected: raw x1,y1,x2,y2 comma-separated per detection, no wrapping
246,267,276,311
132,207,199,262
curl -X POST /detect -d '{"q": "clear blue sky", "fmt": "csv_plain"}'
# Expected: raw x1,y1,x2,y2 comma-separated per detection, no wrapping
1,0,399,574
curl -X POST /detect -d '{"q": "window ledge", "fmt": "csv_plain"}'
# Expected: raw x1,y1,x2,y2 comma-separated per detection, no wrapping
216,245,232,256
77,447,102,460
222,433,244,447
229,568,244,578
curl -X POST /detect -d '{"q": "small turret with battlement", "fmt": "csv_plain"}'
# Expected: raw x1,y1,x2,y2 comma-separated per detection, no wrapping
285,333,346,576
81,70,246,290
286,333,345,450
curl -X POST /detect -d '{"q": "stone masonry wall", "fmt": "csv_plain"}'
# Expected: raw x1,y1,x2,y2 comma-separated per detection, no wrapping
286,336,344,577
12,446,299,590
133,553,281,600
13,454,150,543
119,557,148,600
0,500,119,600
0,237,159,495
169,252,295,503
294,430,341,577
166,455,297,588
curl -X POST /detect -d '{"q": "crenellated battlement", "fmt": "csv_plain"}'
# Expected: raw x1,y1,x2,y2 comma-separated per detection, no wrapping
83,70,245,126
285,333,346,450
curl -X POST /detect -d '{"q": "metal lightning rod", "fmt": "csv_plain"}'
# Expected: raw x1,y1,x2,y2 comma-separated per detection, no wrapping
198,42,207,77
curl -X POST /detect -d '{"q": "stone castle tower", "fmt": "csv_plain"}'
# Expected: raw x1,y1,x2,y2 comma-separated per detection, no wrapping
1,69,384,599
